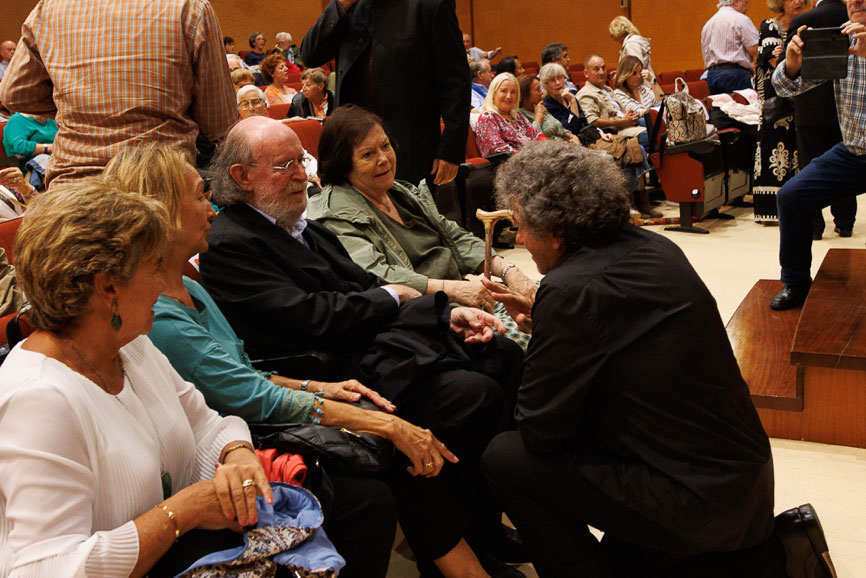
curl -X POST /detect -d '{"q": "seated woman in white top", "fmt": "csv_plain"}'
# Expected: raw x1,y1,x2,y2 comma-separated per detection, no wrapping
0,180,269,578
613,56,660,117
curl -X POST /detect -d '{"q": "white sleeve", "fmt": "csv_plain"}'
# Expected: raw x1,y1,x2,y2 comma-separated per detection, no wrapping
0,385,140,578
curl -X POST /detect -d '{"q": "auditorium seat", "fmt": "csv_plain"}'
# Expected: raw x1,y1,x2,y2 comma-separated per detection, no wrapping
687,80,710,102
657,70,686,85
0,216,22,264
238,50,250,60
684,68,705,82
286,72,302,84
646,108,750,234
523,67,538,77
288,119,323,159
659,83,675,95
522,61,540,70
0,123,9,167
570,70,586,85
568,63,585,72
608,70,617,88
287,81,302,93
267,103,292,120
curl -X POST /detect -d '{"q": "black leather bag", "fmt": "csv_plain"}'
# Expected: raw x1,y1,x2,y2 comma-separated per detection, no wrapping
249,400,395,475
762,96,793,125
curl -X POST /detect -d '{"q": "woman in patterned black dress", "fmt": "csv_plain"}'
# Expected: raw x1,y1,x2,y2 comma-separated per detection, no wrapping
753,0,810,222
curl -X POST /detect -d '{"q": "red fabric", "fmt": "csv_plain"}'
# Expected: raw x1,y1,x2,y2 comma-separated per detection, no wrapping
255,448,307,486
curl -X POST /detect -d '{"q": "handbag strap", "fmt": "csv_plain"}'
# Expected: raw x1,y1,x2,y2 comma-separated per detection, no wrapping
675,77,688,93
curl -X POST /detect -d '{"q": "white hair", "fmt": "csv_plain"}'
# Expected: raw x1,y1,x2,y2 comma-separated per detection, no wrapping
717,0,735,7
276,32,292,43
538,63,567,95
236,84,267,105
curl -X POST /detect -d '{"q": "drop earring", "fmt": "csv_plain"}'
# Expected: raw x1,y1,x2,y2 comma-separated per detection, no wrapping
110,299,122,331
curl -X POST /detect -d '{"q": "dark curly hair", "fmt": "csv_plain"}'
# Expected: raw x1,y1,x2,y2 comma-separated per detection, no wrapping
494,140,630,248
318,104,396,186
260,53,286,85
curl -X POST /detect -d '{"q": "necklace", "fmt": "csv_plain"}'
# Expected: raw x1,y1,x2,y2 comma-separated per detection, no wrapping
62,337,121,394
63,336,173,499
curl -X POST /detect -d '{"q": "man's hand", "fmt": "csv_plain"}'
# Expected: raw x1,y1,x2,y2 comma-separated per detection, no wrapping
430,158,459,185
844,20,866,59
384,284,422,303
449,306,506,344
481,278,534,334
785,25,808,78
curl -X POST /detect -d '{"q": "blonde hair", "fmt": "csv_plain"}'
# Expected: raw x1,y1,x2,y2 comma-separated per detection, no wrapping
609,16,640,40
14,178,169,331
615,56,643,91
481,72,520,119
103,142,190,233
231,68,254,89
538,63,568,96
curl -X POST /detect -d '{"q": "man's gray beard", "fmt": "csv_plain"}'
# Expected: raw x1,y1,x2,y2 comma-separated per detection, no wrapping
254,187,307,228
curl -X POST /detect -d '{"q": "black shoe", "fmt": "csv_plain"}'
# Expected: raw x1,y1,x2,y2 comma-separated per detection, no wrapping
770,284,810,311
834,226,853,238
473,524,530,565
775,504,837,578
474,546,528,578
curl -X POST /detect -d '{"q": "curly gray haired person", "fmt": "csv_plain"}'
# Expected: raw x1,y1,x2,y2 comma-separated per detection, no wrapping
494,140,631,248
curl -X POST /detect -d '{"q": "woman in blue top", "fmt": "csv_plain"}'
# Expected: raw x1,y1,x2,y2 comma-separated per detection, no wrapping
103,143,458,578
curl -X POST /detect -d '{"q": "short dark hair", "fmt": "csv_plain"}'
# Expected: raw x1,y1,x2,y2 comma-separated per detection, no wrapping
494,140,630,248
319,105,394,186
517,74,537,109
248,31,264,48
224,36,234,46
497,55,519,75
541,43,568,65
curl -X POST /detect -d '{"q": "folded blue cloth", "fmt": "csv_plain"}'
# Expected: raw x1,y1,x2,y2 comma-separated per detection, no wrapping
175,483,345,577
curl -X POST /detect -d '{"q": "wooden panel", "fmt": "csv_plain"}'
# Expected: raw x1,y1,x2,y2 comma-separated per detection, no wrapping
757,366,866,448
791,249,866,371
470,0,627,71
726,279,802,411
632,0,783,74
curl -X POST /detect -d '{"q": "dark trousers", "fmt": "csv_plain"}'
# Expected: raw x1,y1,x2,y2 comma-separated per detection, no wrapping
387,336,523,562
706,67,752,95
322,475,398,578
778,143,866,286
797,124,857,233
482,432,785,578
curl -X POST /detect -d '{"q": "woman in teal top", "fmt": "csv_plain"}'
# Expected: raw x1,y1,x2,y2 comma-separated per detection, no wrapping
3,113,57,160
103,142,455,473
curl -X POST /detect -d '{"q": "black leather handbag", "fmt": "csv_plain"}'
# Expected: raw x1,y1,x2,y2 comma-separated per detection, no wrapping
762,96,793,125
249,400,395,476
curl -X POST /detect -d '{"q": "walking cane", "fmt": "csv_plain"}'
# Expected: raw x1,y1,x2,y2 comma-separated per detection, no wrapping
475,209,513,279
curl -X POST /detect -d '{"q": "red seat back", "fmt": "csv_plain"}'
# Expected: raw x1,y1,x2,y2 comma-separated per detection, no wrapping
686,80,710,102
570,70,586,85
684,68,705,82
0,216,23,264
657,70,686,85
466,129,483,159
288,119,323,159
267,103,292,120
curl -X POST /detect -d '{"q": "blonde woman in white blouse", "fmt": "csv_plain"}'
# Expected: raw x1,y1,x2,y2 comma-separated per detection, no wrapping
0,179,269,578
613,55,660,117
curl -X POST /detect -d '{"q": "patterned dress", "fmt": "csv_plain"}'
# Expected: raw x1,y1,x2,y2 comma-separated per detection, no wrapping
753,18,800,221
474,111,543,157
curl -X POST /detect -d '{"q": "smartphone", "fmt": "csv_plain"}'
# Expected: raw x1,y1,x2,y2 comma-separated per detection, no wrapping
800,27,850,81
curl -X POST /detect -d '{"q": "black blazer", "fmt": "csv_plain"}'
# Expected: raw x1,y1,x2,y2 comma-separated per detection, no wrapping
519,225,774,550
289,90,335,119
300,0,470,184
199,204,399,361
787,0,848,128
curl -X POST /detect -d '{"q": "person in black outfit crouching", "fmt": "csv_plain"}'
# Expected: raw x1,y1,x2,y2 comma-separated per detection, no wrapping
480,140,837,578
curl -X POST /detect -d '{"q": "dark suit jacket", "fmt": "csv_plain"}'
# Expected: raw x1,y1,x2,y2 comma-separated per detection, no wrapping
787,0,848,129
520,224,774,550
198,203,399,362
300,0,470,184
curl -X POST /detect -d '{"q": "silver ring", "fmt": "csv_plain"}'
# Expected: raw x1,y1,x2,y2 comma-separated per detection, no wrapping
242,479,255,488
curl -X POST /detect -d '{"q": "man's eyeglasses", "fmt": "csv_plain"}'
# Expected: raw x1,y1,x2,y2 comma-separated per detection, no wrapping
246,157,306,172
238,98,265,109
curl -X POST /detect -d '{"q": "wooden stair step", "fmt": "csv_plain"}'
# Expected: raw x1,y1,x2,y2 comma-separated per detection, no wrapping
726,279,802,411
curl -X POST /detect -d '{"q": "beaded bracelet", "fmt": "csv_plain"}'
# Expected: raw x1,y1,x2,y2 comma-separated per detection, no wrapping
311,392,325,425
158,504,179,542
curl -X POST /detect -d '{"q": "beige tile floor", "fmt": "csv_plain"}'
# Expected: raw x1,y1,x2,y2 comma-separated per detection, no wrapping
387,200,866,578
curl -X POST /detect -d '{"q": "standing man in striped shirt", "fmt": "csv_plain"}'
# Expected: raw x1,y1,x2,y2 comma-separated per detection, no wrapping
0,0,237,188
701,0,760,94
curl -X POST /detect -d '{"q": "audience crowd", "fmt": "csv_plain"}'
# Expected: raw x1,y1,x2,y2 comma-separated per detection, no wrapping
0,0,857,577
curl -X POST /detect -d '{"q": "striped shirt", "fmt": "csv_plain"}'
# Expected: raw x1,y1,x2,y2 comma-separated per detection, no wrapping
0,0,238,187
701,6,760,69
773,49,866,155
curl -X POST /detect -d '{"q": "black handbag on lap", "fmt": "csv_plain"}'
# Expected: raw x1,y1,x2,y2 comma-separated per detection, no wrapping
249,400,395,475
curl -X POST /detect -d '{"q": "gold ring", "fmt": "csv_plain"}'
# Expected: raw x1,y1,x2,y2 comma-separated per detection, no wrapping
424,462,434,469
242,479,255,488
